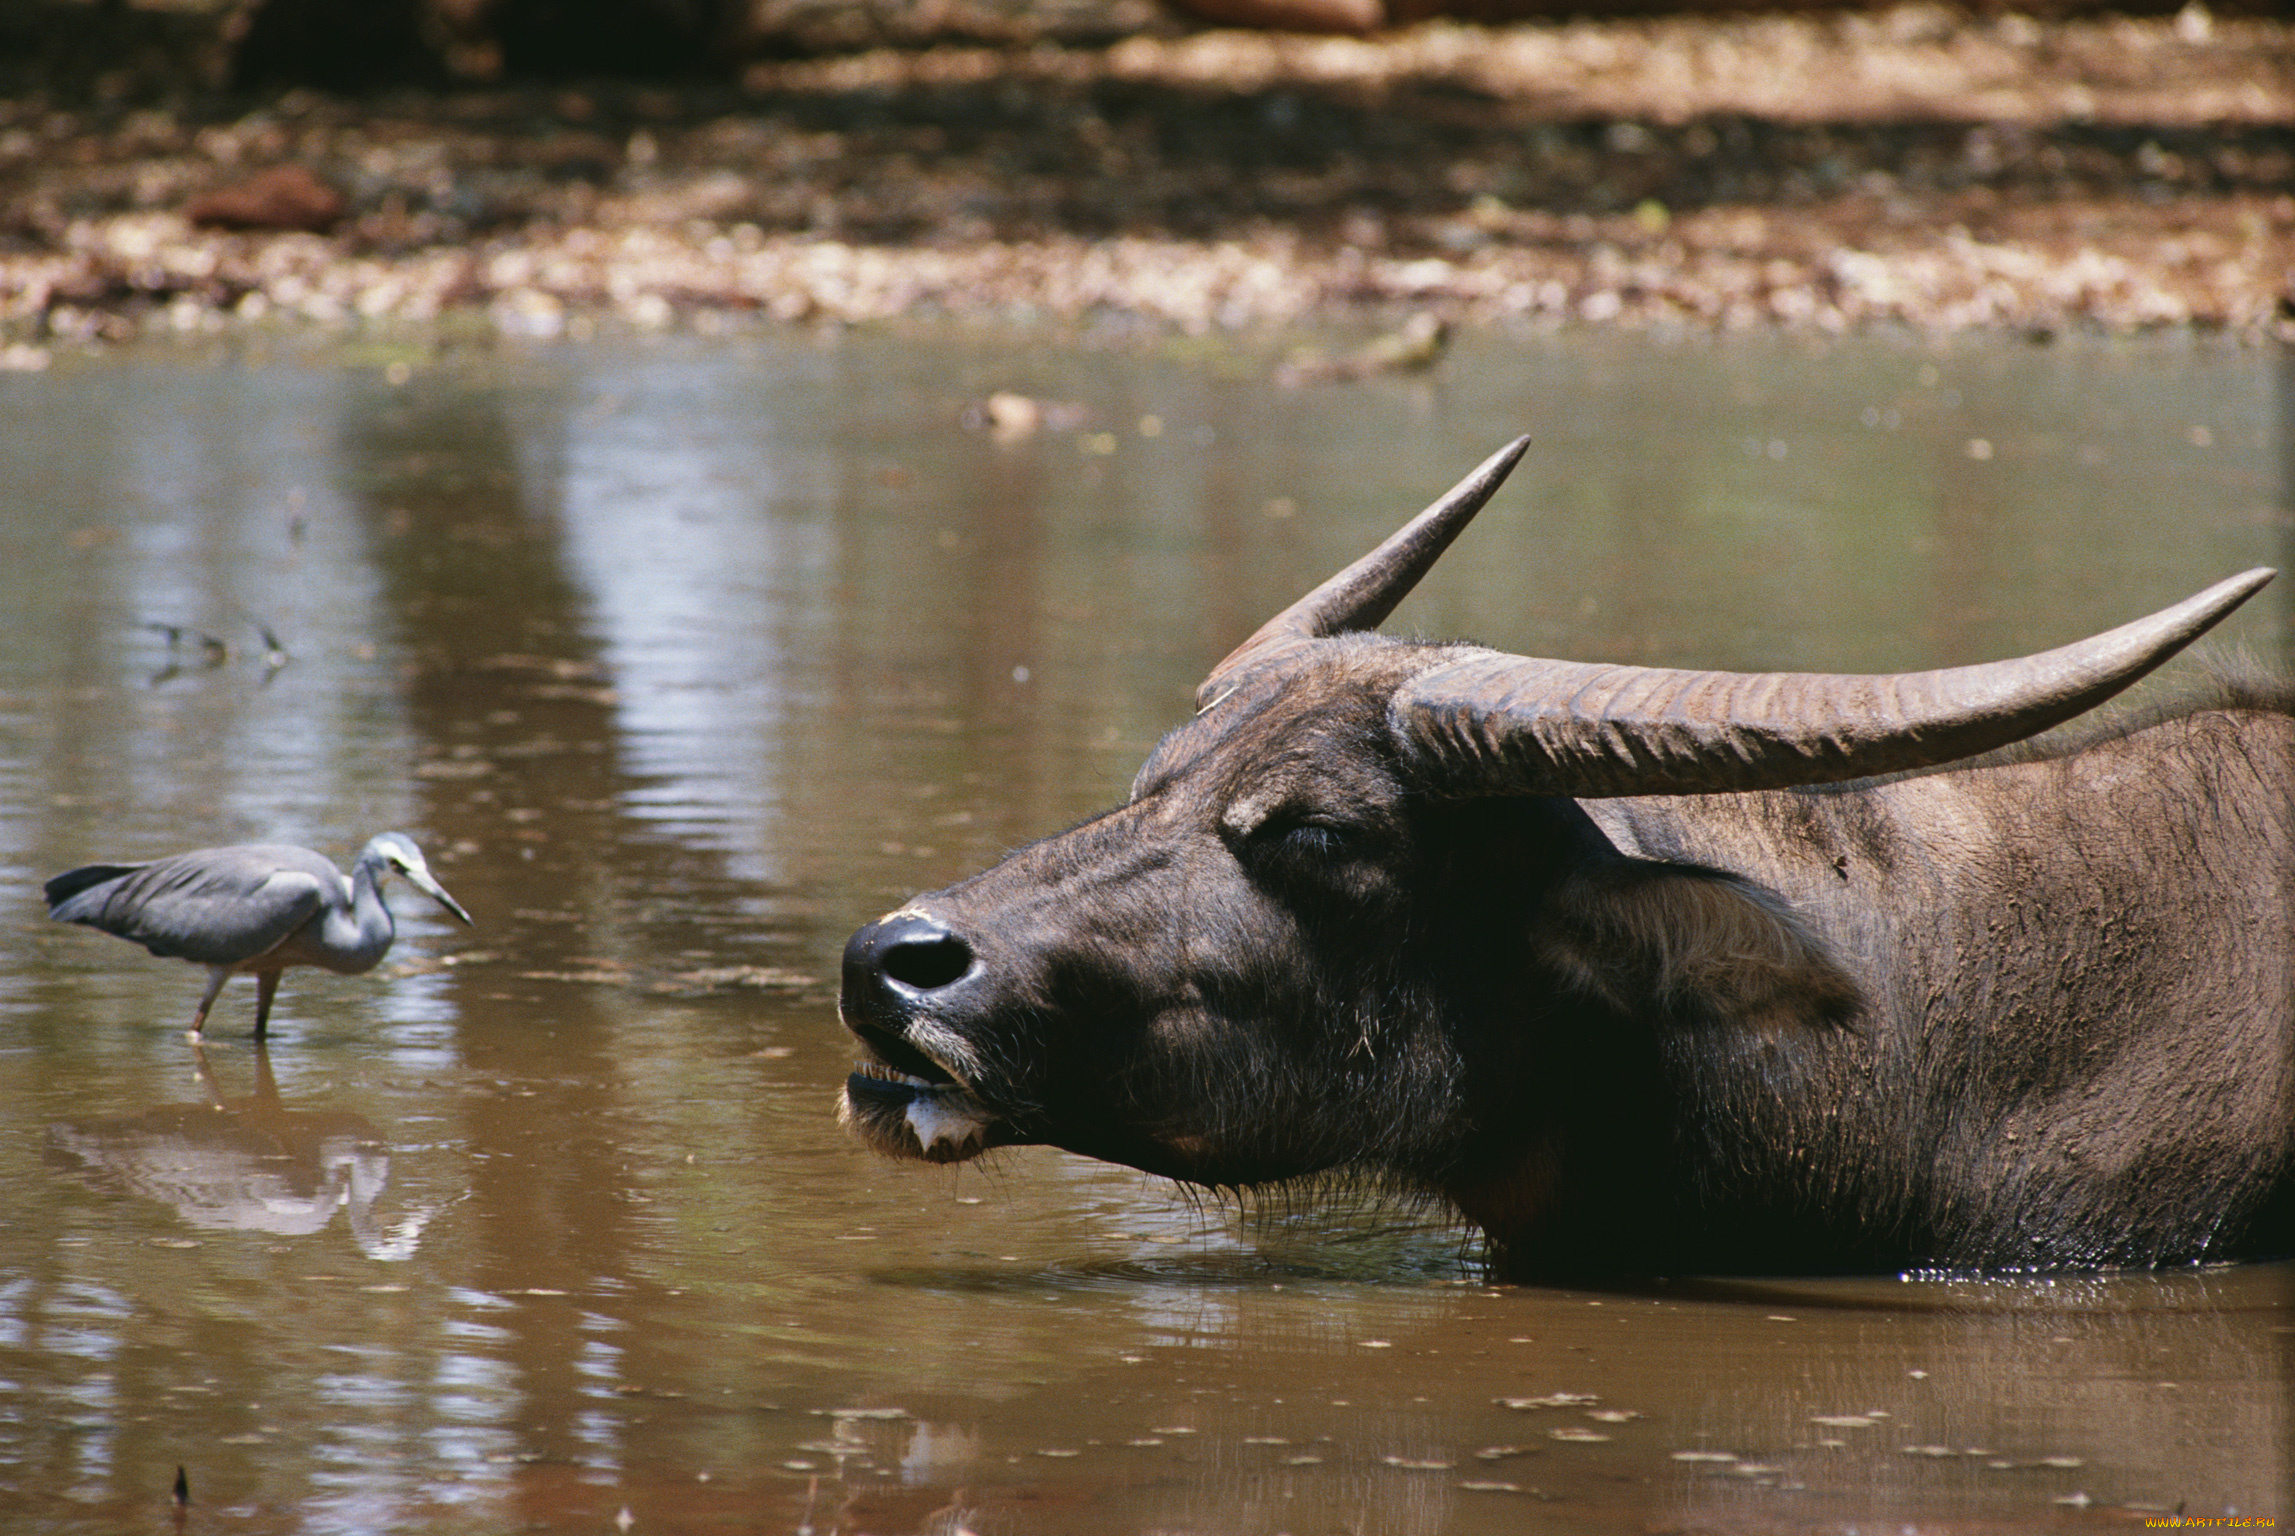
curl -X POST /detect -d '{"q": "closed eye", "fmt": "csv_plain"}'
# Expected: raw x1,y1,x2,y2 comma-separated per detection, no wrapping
1247,810,1354,858
1272,821,1344,854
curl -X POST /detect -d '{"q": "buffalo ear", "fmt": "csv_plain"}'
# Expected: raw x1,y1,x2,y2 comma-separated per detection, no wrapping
1533,861,1860,1031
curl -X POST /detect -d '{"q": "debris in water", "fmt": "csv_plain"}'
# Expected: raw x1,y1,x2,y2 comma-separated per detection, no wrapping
1548,1426,1611,1443
1276,312,1449,386
1498,1392,1598,1410
1381,1455,1454,1469
173,1466,189,1507
1475,1445,1539,1461
1586,1409,1641,1423
960,392,1089,442
615,1509,634,1533
1670,1451,1738,1463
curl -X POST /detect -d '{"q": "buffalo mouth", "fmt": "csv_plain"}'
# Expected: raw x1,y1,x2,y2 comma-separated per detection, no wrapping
840,1055,1011,1165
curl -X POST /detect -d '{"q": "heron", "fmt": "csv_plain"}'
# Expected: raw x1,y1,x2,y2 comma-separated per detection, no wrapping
44,833,474,1040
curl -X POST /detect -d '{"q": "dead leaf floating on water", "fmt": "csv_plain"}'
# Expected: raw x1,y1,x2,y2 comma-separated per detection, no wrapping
512,964,821,995
414,758,493,780
653,965,820,996
1497,1392,1599,1410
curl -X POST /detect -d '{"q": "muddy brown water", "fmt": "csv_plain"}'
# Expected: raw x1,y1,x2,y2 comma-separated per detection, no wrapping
1,322,2289,1534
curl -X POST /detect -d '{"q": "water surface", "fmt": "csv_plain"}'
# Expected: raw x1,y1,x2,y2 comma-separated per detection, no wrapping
1,322,2289,1533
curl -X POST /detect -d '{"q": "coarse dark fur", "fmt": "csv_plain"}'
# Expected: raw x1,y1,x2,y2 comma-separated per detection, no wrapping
839,634,2295,1278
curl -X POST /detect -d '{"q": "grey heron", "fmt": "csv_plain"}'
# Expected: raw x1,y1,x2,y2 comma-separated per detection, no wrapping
44,833,474,1040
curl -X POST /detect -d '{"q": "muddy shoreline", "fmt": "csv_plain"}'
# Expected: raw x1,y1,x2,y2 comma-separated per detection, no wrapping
3,7,2291,361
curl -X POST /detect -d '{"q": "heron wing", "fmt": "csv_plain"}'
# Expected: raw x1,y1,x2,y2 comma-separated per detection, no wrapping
56,847,337,967
45,863,145,912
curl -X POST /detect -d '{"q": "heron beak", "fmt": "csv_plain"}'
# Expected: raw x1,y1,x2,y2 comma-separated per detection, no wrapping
405,867,475,926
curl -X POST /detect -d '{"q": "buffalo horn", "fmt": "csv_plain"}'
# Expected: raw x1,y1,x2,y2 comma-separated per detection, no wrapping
1197,435,1533,708
1396,567,2276,797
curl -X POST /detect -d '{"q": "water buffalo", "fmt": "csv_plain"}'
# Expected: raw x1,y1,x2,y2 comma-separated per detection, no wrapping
839,438,2294,1275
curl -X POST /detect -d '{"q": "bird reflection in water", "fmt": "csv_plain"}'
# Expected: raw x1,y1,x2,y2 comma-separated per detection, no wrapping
44,1044,439,1261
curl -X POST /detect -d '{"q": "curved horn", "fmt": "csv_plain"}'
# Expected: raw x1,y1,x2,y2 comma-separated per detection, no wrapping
1395,567,2276,797
1197,436,1531,708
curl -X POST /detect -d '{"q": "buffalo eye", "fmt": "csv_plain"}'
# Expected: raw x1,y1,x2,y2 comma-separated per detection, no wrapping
1252,809,1352,859
1221,794,1400,908
1266,808,1349,858
1218,791,1346,852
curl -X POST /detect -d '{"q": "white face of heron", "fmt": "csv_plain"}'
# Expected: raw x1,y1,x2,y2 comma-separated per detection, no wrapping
375,834,474,926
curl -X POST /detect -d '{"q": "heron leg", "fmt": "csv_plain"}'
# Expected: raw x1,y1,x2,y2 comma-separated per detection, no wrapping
253,970,281,1042
189,966,230,1039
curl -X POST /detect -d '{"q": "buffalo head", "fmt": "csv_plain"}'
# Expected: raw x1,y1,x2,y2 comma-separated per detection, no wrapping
838,438,2273,1265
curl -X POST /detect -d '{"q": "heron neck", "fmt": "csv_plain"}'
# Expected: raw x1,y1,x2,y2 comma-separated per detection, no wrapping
332,853,399,970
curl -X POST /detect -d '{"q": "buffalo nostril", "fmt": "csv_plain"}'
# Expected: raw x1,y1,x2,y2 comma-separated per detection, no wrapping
881,934,973,991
